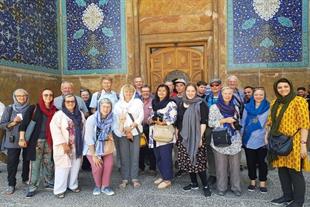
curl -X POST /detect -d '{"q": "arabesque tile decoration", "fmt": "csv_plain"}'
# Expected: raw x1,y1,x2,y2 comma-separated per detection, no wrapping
227,0,309,69
62,0,127,74
0,0,59,73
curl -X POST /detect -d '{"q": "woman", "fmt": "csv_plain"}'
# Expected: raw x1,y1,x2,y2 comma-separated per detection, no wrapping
241,87,269,193
19,89,57,198
0,89,31,194
50,94,85,198
208,86,242,196
149,84,177,189
176,84,211,197
267,78,309,207
113,84,144,188
83,98,115,196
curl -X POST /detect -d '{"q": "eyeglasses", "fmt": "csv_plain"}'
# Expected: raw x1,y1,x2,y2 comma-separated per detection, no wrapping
65,100,75,104
43,94,53,97
210,84,219,87
15,95,27,98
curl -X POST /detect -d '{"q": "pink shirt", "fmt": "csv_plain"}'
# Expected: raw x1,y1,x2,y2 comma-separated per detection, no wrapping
143,97,153,124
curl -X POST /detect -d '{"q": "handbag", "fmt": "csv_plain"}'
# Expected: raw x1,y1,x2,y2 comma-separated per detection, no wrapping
25,120,36,142
211,127,232,147
153,124,174,143
103,139,115,156
268,129,300,156
140,133,147,147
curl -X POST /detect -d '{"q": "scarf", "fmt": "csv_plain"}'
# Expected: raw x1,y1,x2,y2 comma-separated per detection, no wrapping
206,93,219,107
95,111,113,156
62,97,83,157
152,96,172,112
216,92,236,136
270,78,296,136
180,96,202,165
12,93,30,113
243,96,270,145
38,95,57,148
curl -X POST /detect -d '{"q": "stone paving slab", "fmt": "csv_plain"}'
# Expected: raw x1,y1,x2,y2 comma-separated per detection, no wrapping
0,163,309,207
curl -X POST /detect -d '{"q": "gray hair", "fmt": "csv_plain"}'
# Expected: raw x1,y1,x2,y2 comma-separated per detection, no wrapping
98,98,112,108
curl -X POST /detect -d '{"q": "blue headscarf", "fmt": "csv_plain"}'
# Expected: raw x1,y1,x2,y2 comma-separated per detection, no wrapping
95,110,113,156
243,96,270,145
216,92,237,136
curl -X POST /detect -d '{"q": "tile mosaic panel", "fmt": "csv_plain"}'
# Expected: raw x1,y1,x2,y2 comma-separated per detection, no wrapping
63,0,127,74
0,0,59,73
227,0,309,69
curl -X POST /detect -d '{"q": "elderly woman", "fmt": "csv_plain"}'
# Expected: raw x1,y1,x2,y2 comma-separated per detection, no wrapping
176,84,211,197
208,86,242,196
50,94,85,198
267,78,309,207
83,98,115,196
113,84,143,188
0,89,32,194
149,84,177,189
241,87,269,193
19,89,57,198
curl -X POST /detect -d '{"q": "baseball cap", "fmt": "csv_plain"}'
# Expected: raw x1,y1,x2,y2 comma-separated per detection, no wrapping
210,78,222,85
174,78,186,85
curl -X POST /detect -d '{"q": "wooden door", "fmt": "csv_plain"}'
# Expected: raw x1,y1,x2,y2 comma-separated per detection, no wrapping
149,47,204,91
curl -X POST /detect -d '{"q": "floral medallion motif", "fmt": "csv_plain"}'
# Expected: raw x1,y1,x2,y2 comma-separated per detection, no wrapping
253,0,280,21
82,3,104,32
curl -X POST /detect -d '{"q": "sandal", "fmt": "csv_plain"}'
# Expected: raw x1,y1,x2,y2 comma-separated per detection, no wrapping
119,180,128,189
68,187,81,193
56,193,65,199
132,180,141,188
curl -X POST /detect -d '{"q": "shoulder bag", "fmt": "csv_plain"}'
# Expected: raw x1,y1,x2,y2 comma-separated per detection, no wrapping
153,124,175,143
268,129,300,156
211,127,232,147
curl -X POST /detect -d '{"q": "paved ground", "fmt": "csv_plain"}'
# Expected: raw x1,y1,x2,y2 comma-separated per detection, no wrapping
0,161,309,207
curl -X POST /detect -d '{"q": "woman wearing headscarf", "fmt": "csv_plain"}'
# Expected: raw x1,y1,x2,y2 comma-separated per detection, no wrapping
267,78,309,207
0,89,32,194
19,89,57,198
149,84,177,189
176,83,211,197
83,98,115,196
241,87,269,193
208,86,242,196
113,84,144,188
50,94,85,198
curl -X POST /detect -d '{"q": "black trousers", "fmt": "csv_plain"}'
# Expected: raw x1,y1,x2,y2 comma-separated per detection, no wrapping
278,167,305,205
244,147,268,181
189,170,208,187
7,148,30,186
139,125,156,171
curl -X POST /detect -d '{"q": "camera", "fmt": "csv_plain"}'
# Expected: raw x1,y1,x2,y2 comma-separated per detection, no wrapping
152,113,164,122
9,135,15,143
233,120,242,130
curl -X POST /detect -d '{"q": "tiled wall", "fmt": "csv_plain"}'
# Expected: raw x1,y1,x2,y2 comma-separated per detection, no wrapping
227,0,309,69
0,0,59,73
62,0,127,74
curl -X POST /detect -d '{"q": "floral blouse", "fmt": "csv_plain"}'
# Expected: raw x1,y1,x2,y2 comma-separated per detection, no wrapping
208,104,242,155
149,101,177,148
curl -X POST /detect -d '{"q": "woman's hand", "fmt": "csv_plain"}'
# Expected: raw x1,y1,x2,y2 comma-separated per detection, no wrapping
198,138,203,148
301,144,308,159
225,117,236,124
18,138,27,148
13,115,22,123
62,143,71,154
92,155,103,167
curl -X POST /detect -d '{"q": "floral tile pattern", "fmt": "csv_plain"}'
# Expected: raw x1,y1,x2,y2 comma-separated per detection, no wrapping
227,0,309,69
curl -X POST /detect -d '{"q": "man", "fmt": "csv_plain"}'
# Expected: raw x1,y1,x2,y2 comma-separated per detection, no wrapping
297,87,310,111
204,78,222,185
227,75,244,118
243,86,254,103
89,77,118,113
139,85,156,175
164,81,174,97
54,81,89,117
172,78,186,106
197,80,208,99
133,76,144,99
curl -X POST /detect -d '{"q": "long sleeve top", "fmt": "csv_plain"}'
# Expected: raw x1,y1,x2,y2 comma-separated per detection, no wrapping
208,104,242,155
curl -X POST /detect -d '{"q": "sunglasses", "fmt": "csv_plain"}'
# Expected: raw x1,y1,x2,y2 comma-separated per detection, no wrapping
210,84,219,87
